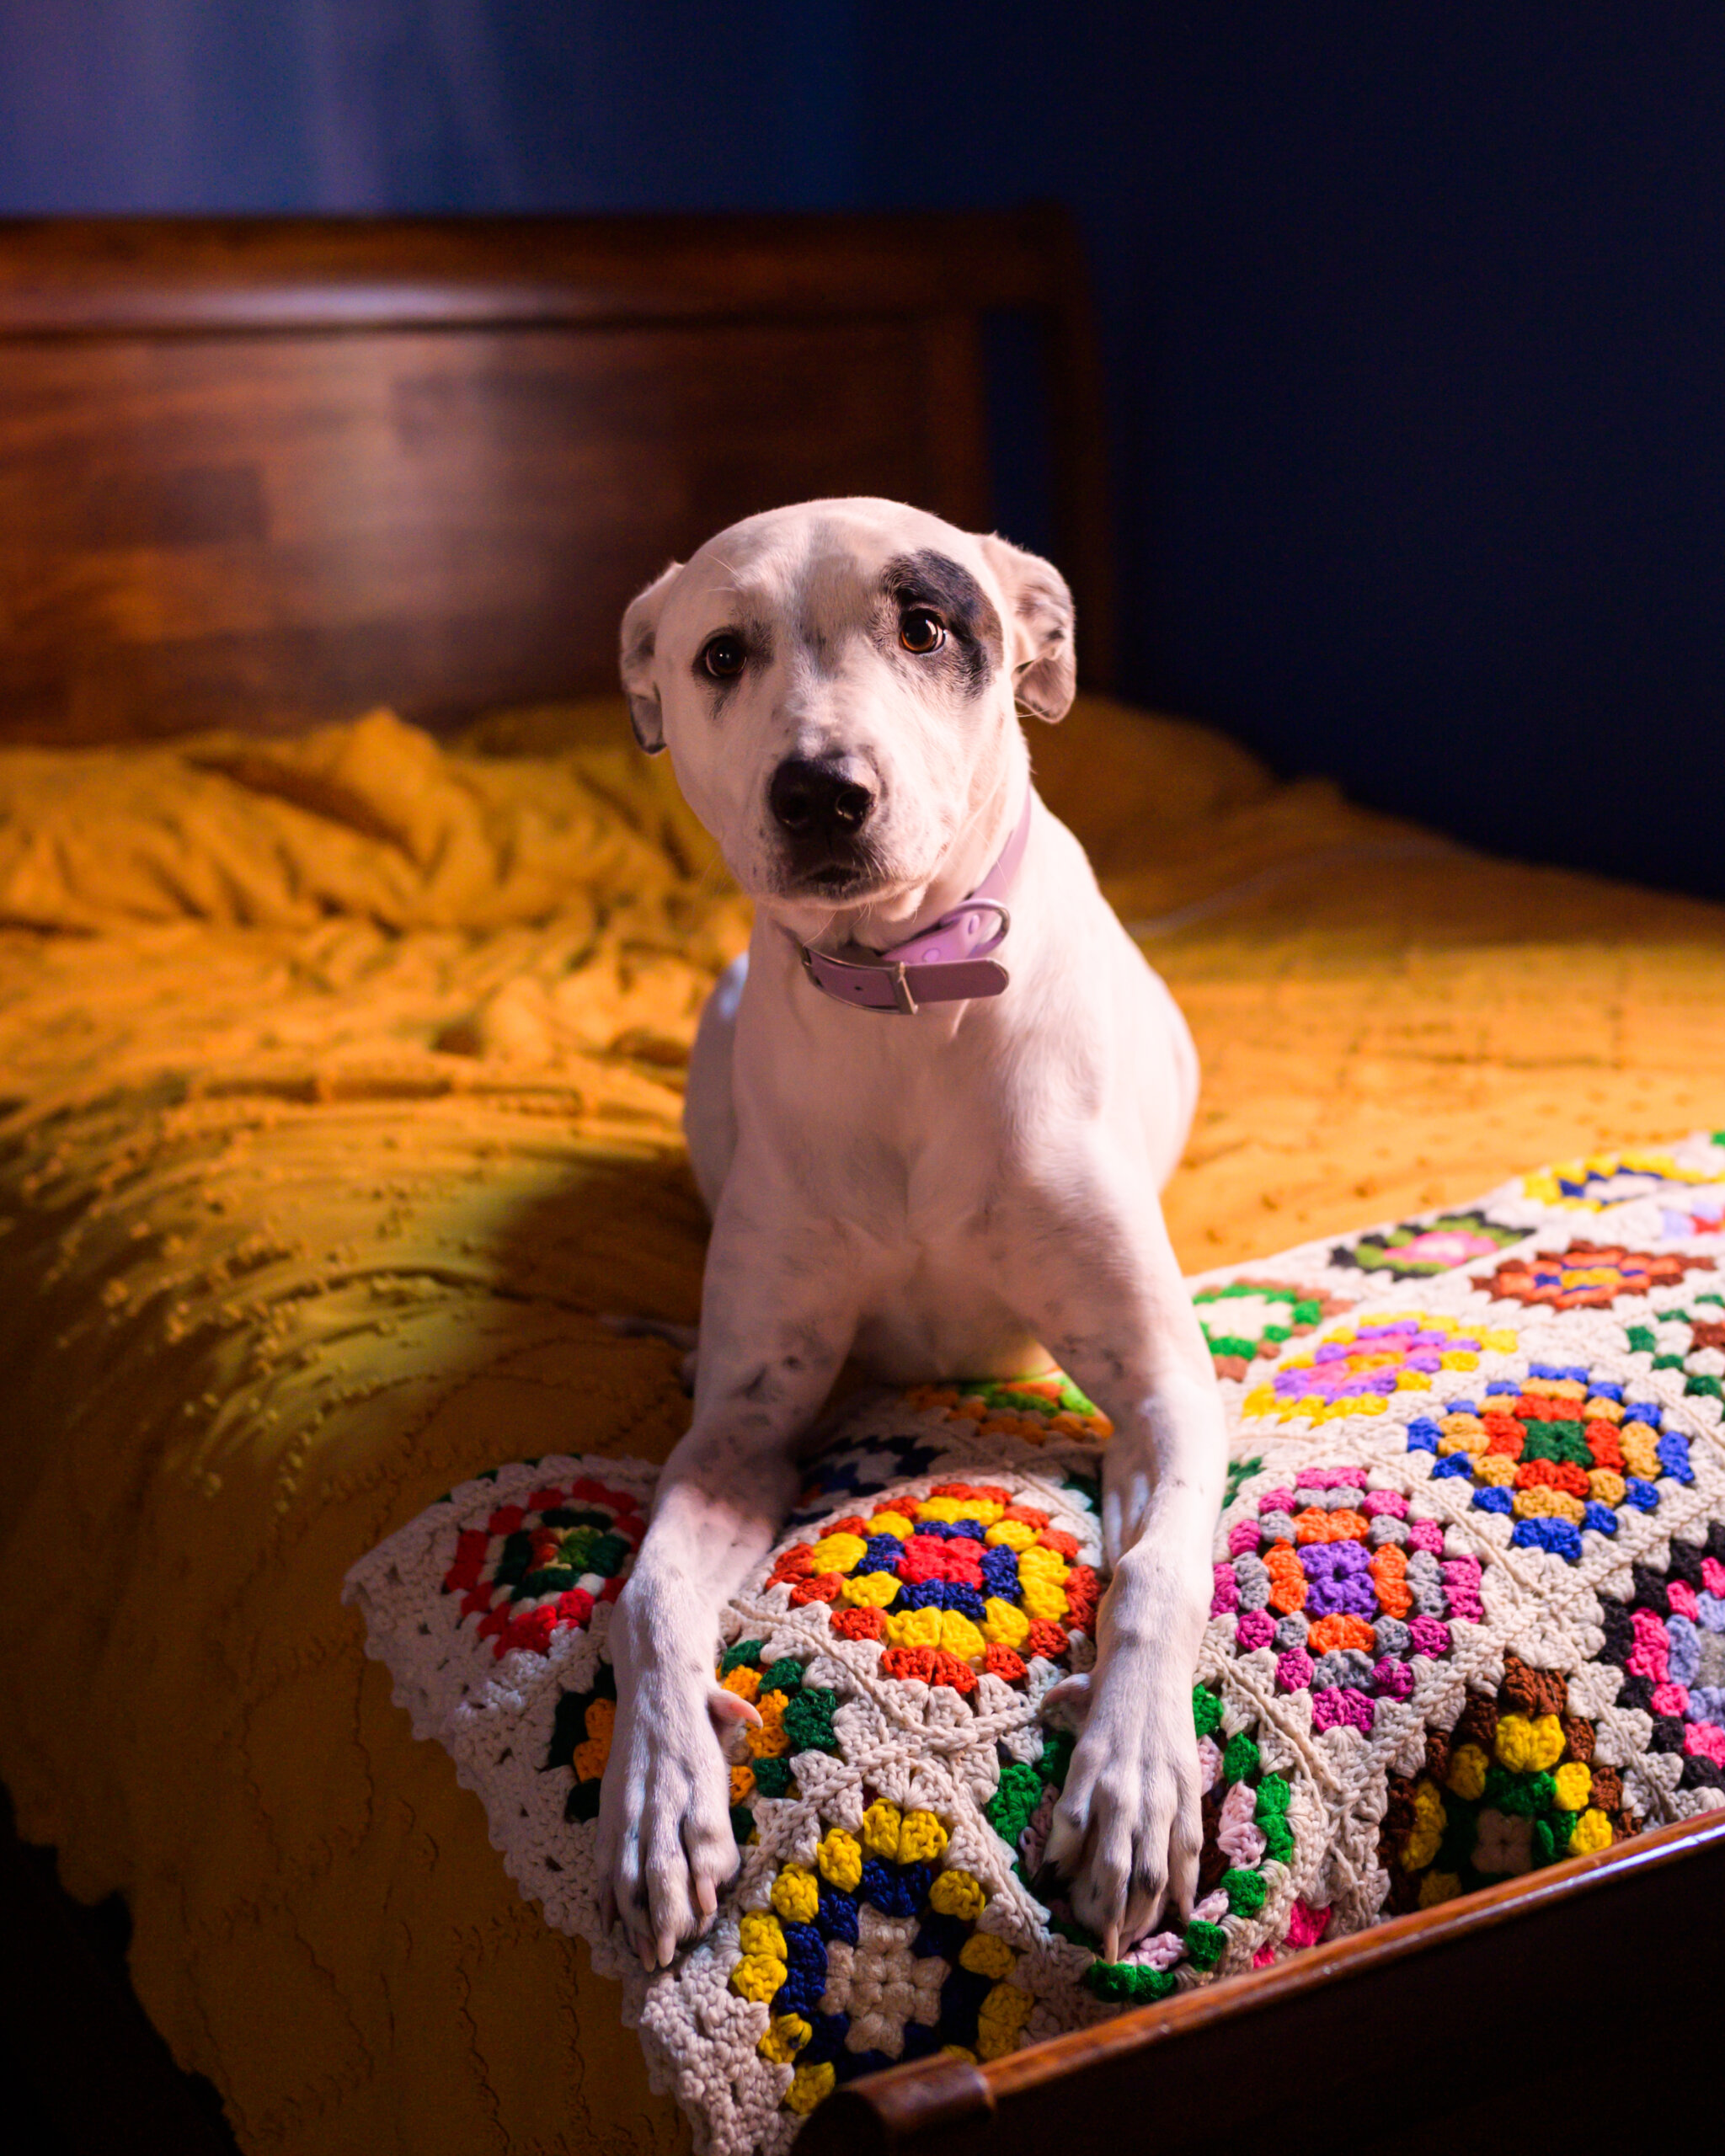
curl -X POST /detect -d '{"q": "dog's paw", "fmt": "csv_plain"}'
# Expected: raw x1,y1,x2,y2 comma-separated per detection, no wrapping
1044,1636,1204,1963
595,1672,755,1969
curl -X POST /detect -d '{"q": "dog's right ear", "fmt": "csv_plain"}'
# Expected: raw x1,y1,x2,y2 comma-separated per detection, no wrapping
619,561,681,755
978,534,1076,723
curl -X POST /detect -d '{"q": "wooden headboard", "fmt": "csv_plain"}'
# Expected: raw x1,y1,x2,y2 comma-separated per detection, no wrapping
0,211,1111,744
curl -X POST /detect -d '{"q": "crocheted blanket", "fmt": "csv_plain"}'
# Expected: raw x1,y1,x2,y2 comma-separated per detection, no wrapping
345,1134,1725,2154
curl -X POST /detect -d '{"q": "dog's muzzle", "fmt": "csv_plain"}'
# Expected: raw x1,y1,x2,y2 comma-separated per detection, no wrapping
791,790,1030,1015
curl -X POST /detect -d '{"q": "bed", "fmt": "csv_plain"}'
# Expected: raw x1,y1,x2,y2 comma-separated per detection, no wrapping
1,213,1722,2156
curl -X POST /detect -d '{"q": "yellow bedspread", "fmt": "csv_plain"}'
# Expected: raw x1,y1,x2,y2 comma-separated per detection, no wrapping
0,697,1721,2154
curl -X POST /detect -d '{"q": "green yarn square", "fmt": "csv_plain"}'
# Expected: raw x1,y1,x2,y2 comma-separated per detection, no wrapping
751,1755,793,1800
1221,1732,1261,1785
1222,1866,1267,1917
782,1687,838,1755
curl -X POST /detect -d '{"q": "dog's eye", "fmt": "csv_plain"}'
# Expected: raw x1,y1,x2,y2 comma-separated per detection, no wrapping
700,633,746,680
899,611,945,655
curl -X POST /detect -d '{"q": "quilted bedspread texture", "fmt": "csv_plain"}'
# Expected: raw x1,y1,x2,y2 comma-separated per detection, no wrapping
0,696,1722,2155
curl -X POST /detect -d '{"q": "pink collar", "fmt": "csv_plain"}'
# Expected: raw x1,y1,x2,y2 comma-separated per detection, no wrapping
792,789,1033,1016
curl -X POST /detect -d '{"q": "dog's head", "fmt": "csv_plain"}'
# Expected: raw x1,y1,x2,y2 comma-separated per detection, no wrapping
618,500,1075,929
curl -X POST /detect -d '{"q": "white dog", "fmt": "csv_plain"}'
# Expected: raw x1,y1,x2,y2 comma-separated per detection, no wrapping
602,499,1227,1971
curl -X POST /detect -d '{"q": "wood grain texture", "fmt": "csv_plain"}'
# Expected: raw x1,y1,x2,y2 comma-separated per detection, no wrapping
0,212,1114,742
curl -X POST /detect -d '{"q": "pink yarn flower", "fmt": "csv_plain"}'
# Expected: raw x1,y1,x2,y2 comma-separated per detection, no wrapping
1284,1900,1331,1949
1626,1604,1670,1682
1235,1609,1275,1652
1685,1721,1725,1768
1311,1686,1374,1735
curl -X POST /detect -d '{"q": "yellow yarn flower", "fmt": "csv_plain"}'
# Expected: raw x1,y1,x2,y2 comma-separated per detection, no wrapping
975,1981,1034,2060
1402,1778,1446,1870
816,1828,862,1891
1587,1468,1627,1507
740,1910,786,1961
1621,1427,1661,1480
1017,1545,1071,1588
1019,1577,1069,1623
1551,1762,1592,1812
1417,1870,1461,1908
916,1497,967,1524
1511,1487,1584,1526
1567,1806,1613,1856
758,2014,811,2064
785,2063,836,2113
1438,1415,1487,1454
1445,1742,1489,1801
985,1518,1037,1551
939,1611,985,1661
840,1571,901,1609
885,1606,943,1650
1472,1454,1516,1486
928,1868,987,1921
866,1511,915,1540
730,1952,788,2004
981,1598,1030,1649
721,1665,761,1703
729,1763,757,1805
897,1810,949,1865
861,1800,904,1860
1494,1712,1565,1773
770,1864,820,1924
959,1932,1017,1981
809,1531,867,1575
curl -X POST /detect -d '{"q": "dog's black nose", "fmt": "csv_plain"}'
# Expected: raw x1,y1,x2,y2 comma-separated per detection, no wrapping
768,756,875,839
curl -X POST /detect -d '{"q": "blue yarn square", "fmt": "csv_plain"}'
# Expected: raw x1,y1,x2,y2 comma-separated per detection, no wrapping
1657,1433,1694,1483
1510,1517,1582,1562
816,1880,860,1945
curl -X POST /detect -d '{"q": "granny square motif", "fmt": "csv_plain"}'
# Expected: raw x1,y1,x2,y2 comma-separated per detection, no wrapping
346,1130,1725,2155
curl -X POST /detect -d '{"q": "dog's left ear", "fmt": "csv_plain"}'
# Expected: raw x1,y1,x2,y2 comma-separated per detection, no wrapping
618,560,681,755
978,535,1076,722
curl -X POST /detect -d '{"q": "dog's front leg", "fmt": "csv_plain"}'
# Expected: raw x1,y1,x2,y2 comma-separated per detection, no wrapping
598,1198,856,1969
998,1167,1227,1961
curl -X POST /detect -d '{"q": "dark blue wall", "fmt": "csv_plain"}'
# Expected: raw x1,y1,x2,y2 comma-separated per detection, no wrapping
3,3,1722,897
